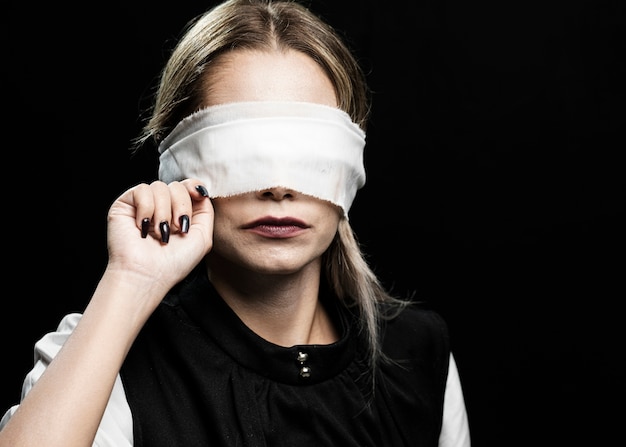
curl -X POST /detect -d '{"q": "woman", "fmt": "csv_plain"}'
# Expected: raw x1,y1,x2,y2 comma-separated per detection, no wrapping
0,0,470,445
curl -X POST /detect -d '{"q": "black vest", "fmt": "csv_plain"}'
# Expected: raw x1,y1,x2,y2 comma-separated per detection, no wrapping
120,269,450,446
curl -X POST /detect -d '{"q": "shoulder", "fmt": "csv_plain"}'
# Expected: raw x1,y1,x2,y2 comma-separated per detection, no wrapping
160,264,212,308
380,302,451,363
383,302,449,342
377,303,453,413
34,313,83,356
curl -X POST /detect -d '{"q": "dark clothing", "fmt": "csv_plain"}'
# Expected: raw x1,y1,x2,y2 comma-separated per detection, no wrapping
120,267,451,446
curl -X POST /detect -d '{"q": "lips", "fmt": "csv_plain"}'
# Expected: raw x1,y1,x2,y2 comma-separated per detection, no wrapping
243,216,308,228
242,216,309,238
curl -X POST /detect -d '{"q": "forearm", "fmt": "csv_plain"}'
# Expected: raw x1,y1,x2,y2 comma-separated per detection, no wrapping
0,269,168,447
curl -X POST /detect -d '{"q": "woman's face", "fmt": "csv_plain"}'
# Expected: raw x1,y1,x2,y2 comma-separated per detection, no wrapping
203,49,342,276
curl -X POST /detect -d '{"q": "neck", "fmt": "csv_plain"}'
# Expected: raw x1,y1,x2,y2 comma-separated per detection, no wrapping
204,260,338,347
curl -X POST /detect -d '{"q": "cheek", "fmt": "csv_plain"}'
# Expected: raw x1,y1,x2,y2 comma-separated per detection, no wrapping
211,196,243,222
210,200,239,242
317,207,342,245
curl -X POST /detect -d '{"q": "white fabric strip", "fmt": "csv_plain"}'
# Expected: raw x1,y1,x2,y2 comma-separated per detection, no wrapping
158,101,366,216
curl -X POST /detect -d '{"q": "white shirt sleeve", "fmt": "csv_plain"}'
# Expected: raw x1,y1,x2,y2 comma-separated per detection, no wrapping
0,313,134,447
439,353,471,447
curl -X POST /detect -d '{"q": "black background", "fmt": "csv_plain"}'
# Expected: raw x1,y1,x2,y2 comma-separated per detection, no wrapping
6,1,625,445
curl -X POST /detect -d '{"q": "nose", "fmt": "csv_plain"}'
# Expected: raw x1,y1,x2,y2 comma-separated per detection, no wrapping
255,186,297,201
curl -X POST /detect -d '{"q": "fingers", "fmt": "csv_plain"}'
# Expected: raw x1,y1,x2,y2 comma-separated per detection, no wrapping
131,179,210,243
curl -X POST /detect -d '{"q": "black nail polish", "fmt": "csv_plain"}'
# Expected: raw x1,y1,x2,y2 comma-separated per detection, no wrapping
141,218,150,238
195,184,209,197
159,221,170,243
180,215,190,233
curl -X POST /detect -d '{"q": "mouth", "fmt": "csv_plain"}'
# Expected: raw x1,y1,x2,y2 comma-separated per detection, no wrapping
242,216,309,238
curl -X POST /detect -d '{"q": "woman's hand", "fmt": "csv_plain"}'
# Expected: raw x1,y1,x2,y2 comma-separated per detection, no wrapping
105,179,214,292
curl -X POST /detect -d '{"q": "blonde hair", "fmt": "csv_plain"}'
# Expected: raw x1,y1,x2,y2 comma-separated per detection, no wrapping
134,0,409,383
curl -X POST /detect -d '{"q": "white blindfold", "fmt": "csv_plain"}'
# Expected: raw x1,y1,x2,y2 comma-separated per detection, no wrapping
158,101,366,217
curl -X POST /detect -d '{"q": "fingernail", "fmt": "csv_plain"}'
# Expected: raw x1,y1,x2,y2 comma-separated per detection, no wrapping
159,221,170,243
141,218,150,238
180,215,190,233
195,185,209,197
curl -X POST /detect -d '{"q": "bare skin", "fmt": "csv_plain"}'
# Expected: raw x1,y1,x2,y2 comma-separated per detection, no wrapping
0,49,341,446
